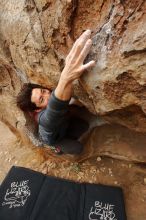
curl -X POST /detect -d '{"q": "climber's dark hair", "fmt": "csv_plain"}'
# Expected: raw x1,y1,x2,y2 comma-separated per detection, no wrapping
16,83,51,112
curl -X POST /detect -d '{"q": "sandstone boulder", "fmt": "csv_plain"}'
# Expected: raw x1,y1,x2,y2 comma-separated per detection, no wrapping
0,0,146,162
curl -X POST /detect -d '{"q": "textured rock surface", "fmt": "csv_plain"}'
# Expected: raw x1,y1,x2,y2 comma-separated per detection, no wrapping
78,124,146,163
80,0,146,131
0,0,146,161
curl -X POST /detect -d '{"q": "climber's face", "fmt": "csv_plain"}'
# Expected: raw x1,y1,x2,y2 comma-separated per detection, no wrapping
31,88,51,111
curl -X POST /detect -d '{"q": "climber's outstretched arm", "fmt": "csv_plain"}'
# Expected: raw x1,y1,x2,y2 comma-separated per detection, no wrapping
55,30,95,101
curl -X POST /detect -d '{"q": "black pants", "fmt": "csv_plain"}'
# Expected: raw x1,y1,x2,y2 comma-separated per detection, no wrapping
53,104,106,155
54,116,89,155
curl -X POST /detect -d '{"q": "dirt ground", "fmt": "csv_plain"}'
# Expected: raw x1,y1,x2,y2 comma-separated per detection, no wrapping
0,121,146,219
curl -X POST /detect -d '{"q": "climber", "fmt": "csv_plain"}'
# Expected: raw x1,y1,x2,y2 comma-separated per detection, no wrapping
16,30,102,155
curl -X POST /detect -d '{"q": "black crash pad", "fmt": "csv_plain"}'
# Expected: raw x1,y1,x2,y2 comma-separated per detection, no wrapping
0,166,127,220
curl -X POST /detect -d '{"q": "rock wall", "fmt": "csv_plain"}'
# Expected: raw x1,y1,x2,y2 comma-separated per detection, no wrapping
0,0,146,147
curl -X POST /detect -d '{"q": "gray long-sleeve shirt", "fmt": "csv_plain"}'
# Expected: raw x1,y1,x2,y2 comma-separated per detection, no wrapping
38,91,70,146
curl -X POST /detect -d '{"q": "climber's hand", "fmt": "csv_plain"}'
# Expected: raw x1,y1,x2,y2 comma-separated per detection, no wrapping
60,30,95,83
